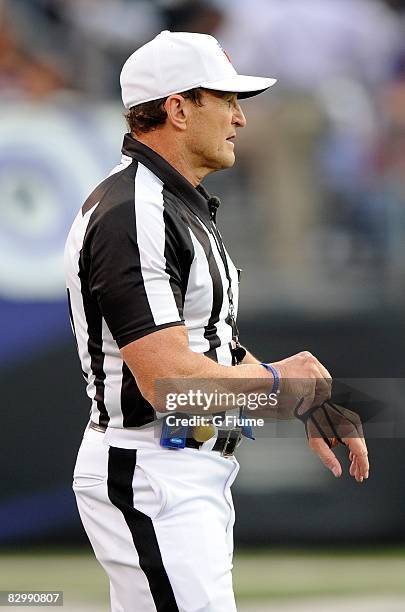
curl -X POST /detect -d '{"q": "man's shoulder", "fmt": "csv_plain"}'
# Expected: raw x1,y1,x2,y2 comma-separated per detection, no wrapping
80,155,193,245
81,158,137,218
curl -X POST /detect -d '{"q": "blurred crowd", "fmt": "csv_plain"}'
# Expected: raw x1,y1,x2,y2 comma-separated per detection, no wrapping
1,0,405,300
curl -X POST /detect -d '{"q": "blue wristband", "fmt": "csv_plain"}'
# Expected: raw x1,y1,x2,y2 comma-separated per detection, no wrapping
260,362,280,395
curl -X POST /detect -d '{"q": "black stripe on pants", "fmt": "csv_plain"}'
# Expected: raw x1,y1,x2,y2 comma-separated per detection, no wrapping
107,446,179,612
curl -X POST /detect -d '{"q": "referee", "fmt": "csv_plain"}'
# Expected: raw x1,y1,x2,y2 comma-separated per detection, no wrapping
64,31,369,612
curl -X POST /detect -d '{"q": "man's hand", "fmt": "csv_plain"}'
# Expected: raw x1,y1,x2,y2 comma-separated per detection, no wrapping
297,400,369,483
272,351,332,409
269,352,369,482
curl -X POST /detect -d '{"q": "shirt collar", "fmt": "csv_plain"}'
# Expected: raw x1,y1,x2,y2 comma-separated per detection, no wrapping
122,133,214,226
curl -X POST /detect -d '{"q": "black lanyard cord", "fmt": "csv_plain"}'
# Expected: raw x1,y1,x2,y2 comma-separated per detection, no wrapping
207,197,246,366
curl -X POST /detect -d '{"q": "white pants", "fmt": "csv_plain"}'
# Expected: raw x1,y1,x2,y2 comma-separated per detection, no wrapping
73,426,240,612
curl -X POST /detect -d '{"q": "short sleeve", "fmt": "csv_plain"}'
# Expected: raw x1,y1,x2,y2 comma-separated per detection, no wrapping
83,197,185,348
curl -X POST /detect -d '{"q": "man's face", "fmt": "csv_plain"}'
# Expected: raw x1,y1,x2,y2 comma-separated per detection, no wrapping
185,90,247,173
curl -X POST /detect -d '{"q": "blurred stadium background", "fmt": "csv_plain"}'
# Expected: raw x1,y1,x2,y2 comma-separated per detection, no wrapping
1,0,405,610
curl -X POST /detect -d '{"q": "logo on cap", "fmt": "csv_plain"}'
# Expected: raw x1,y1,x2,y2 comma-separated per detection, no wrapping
216,40,233,65
223,49,233,64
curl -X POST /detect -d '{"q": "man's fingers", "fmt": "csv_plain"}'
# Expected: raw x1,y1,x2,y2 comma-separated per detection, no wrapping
309,438,342,478
344,436,369,480
356,458,364,483
346,434,368,458
294,393,314,417
350,456,363,482
314,380,331,405
316,361,333,383
349,457,356,477
311,365,332,405
312,360,332,402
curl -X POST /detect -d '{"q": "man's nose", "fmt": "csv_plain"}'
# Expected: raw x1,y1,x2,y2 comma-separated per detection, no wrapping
233,103,247,128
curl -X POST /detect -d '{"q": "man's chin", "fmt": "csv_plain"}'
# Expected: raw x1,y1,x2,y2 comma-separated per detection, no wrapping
205,152,235,173
219,152,236,169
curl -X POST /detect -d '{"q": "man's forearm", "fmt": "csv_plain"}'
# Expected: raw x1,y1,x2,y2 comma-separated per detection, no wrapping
121,328,275,414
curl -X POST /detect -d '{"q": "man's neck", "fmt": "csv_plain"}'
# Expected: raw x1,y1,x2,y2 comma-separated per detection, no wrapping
135,132,206,187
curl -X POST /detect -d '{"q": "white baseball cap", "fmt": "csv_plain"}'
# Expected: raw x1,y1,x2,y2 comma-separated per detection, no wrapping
120,30,277,109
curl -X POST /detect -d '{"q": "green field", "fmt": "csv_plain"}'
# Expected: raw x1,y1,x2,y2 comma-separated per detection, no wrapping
0,549,404,610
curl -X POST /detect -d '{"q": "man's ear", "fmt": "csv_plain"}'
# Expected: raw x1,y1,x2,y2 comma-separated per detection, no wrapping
164,95,189,131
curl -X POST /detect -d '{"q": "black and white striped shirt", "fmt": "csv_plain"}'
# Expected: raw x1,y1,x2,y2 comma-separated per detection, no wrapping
64,134,240,431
